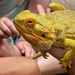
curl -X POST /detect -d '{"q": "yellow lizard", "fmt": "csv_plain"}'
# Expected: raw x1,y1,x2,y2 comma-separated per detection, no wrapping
14,3,75,70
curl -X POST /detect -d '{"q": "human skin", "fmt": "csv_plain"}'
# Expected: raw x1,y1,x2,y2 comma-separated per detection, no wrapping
0,39,21,57
0,57,41,75
28,0,51,13
0,17,19,38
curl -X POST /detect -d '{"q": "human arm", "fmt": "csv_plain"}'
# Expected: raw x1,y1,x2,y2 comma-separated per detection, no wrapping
0,57,41,75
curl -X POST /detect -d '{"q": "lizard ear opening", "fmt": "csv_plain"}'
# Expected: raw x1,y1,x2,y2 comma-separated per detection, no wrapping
24,18,36,28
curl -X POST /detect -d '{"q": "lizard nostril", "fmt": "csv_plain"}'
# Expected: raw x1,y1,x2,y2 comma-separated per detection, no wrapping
42,34,46,38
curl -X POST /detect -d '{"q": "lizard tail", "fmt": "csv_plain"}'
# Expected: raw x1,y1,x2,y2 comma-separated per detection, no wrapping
32,51,42,59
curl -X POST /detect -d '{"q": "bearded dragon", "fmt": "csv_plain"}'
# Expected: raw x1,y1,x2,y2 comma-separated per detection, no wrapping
14,3,75,70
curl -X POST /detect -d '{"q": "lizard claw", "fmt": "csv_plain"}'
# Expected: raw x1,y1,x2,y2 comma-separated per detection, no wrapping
59,58,72,70
41,50,49,59
43,53,49,59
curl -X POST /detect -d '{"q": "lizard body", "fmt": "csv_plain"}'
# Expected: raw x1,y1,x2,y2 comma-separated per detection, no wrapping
14,3,75,70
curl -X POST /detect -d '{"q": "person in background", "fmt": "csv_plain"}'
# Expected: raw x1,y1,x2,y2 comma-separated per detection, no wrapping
0,0,75,75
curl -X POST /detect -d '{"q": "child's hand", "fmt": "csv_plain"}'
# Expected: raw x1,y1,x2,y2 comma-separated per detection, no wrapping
0,17,19,38
16,38,36,57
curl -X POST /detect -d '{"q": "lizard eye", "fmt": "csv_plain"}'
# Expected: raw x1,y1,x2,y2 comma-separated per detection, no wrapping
24,18,36,28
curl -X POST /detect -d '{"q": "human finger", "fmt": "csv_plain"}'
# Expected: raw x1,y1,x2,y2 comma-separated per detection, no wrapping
20,42,35,57
25,46,36,57
16,41,36,57
46,8,51,14
16,41,26,56
0,30,8,38
0,18,19,36
37,4,45,15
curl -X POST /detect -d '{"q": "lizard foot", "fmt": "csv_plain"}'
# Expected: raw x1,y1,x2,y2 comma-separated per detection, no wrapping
59,58,72,70
41,50,49,59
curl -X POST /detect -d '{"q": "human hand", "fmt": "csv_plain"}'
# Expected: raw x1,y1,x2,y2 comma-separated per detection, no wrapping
0,38,21,57
0,17,20,56
28,0,51,13
0,17,19,38
50,47,75,75
16,36,36,57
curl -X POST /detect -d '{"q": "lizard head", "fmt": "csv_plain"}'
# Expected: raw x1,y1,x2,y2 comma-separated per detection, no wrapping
14,10,56,50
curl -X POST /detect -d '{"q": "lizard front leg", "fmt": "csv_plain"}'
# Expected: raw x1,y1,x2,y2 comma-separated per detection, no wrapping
32,50,48,59
59,48,74,70
59,39,75,70
40,50,49,59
